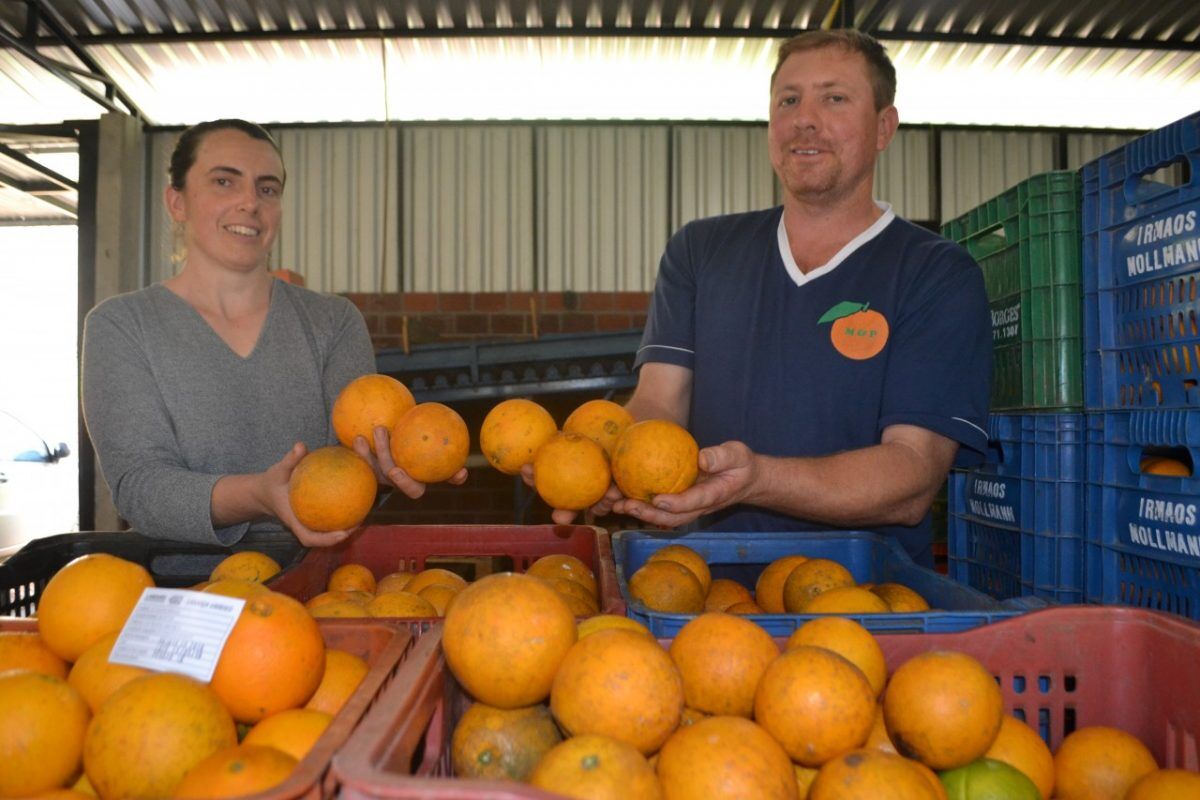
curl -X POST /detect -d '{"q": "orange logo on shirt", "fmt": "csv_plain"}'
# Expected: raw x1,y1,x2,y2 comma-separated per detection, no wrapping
818,301,890,360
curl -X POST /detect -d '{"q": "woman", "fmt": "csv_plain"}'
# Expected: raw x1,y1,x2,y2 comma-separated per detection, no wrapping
82,119,463,547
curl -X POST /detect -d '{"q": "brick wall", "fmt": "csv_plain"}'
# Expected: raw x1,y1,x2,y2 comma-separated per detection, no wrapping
344,291,650,350
347,291,649,527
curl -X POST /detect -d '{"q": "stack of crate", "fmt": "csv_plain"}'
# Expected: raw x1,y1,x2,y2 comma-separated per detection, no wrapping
943,172,1087,603
1081,111,1200,621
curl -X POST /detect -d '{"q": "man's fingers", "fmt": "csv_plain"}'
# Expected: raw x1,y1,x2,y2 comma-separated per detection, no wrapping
551,508,579,525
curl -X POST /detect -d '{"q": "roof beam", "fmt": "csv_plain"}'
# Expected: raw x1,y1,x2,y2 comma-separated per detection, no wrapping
0,143,78,191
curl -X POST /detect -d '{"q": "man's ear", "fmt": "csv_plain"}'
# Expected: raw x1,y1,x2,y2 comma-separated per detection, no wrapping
876,105,899,152
165,183,186,223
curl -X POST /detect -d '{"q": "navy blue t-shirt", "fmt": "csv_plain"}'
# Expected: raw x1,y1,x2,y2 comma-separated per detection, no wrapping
635,206,991,566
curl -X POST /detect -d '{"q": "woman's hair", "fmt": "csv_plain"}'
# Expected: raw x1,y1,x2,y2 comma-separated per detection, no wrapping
167,119,283,190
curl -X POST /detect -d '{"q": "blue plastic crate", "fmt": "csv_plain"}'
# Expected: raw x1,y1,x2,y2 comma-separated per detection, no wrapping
613,530,1042,637
1085,410,1200,620
948,413,1086,603
1082,111,1200,410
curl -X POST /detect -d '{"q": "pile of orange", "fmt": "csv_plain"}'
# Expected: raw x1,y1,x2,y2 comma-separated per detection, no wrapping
0,551,372,798
627,545,930,616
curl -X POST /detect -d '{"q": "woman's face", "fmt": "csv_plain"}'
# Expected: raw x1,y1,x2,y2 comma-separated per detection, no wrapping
165,128,285,275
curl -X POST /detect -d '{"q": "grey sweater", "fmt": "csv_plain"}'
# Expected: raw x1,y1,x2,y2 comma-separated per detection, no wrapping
82,281,374,544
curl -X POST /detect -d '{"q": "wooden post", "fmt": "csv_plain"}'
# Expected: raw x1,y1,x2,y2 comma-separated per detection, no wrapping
530,296,540,339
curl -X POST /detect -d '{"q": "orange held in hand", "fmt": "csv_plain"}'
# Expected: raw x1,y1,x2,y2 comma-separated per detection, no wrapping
610,419,699,503
288,446,378,532
480,398,557,475
563,399,635,458
533,431,611,510
331,374,415,453
390,402,470,483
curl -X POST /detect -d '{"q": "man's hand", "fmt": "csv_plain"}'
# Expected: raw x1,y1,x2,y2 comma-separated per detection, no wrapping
262,442,356,547
613,440,760,527
350,426,469,500
519,462,623,525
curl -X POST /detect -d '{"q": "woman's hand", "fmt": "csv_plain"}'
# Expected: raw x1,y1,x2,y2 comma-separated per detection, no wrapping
349,426,468,500
262,442,357,547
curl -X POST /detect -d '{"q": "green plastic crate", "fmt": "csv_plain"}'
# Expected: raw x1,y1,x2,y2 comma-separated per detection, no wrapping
943,171,1084,411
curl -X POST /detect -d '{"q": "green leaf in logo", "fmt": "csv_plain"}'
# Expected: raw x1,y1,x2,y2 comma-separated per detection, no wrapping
817,301,868,325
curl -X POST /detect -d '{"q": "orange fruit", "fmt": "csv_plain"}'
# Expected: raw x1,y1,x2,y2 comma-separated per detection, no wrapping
173,744,298,798
726,600,766,614
680,705,709,727
629,559,705,613
529,734,661,800
550,628,684,755
451,702,563,781
1140,456,1191,476
203,578,270,599
331,373,416,453
704,578,754,612
366,591,438,617
669,612,779,717
1127,769,1200,799
288,445,378,531
209,551,281,583
657,715,797,799
862,703,897,754
795,763,820,797
67,631,150,713
36,553,154,662
0,631,68,679
243,707,332,761
911,759,950,799
782,559,856,613
328,562,377,594
755,555,809,613
648,544,712,594
83,673,236,800
23,790,93,799
310,599,371,618
755,645,876,767
479,398,558,475
883,650,1004,770
526,554,597,596
611,419,699,502
533,432,612,510
809,749,943,799
405,567,469,595
417,583,460,615
1053,725,1157,800
209,590,327,723
799,586,890,614
0,671,90,797
984,715,1055,799
390,402,471,483
443,573,577,708
785,616,887,697
305,591,359,610
376,571,416,594
563,399,635,458
870,583,930,612
577,614,653,640
305,648,369,716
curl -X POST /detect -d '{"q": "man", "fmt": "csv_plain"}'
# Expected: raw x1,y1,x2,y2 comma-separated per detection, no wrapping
554,30,990,567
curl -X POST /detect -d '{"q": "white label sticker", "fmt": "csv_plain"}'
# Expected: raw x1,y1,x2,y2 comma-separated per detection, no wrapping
108,588,246,683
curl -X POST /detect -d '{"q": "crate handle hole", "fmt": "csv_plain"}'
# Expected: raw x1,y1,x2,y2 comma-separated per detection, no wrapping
1038,675,1052,694
1127,157,1193,204
1139,447,1193,477
1064,675,1076,693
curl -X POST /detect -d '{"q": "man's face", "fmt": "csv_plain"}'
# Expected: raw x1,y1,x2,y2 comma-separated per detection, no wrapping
768,46,897,206
165,129,285,274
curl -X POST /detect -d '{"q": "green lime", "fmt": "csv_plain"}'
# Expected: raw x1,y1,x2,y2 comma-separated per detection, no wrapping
940,757,1042,800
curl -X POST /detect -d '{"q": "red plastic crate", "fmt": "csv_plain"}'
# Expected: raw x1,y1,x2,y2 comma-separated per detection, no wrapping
0,617,419,800
333,608,1200,799
269,525,622,616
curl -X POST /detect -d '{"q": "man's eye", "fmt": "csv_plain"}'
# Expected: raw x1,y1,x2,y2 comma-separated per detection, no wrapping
828,94,846,103
779,96,797,107
214,177,231,186
260,186,279,197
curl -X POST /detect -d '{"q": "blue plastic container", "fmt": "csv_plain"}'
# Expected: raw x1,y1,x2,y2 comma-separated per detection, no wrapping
1082,111,1200,410
948,414,1086,603
613,530,1042,637
1085,410,1200,620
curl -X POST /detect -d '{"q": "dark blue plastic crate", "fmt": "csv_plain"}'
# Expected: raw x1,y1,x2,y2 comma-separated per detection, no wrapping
1085,410,1200,620
948,413,1086,603
1082,111,1200,410
613,530,1042,637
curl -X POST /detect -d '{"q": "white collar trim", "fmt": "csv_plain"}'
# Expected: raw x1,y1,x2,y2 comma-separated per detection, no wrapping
777,201,895,287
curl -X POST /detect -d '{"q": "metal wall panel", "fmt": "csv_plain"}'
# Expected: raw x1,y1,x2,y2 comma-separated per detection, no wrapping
671,125,775,229
1065,132,1134,169
538,126,669,292
402,126,535,292
145,130,175,284
939,130,1058,222
876,128,935,222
